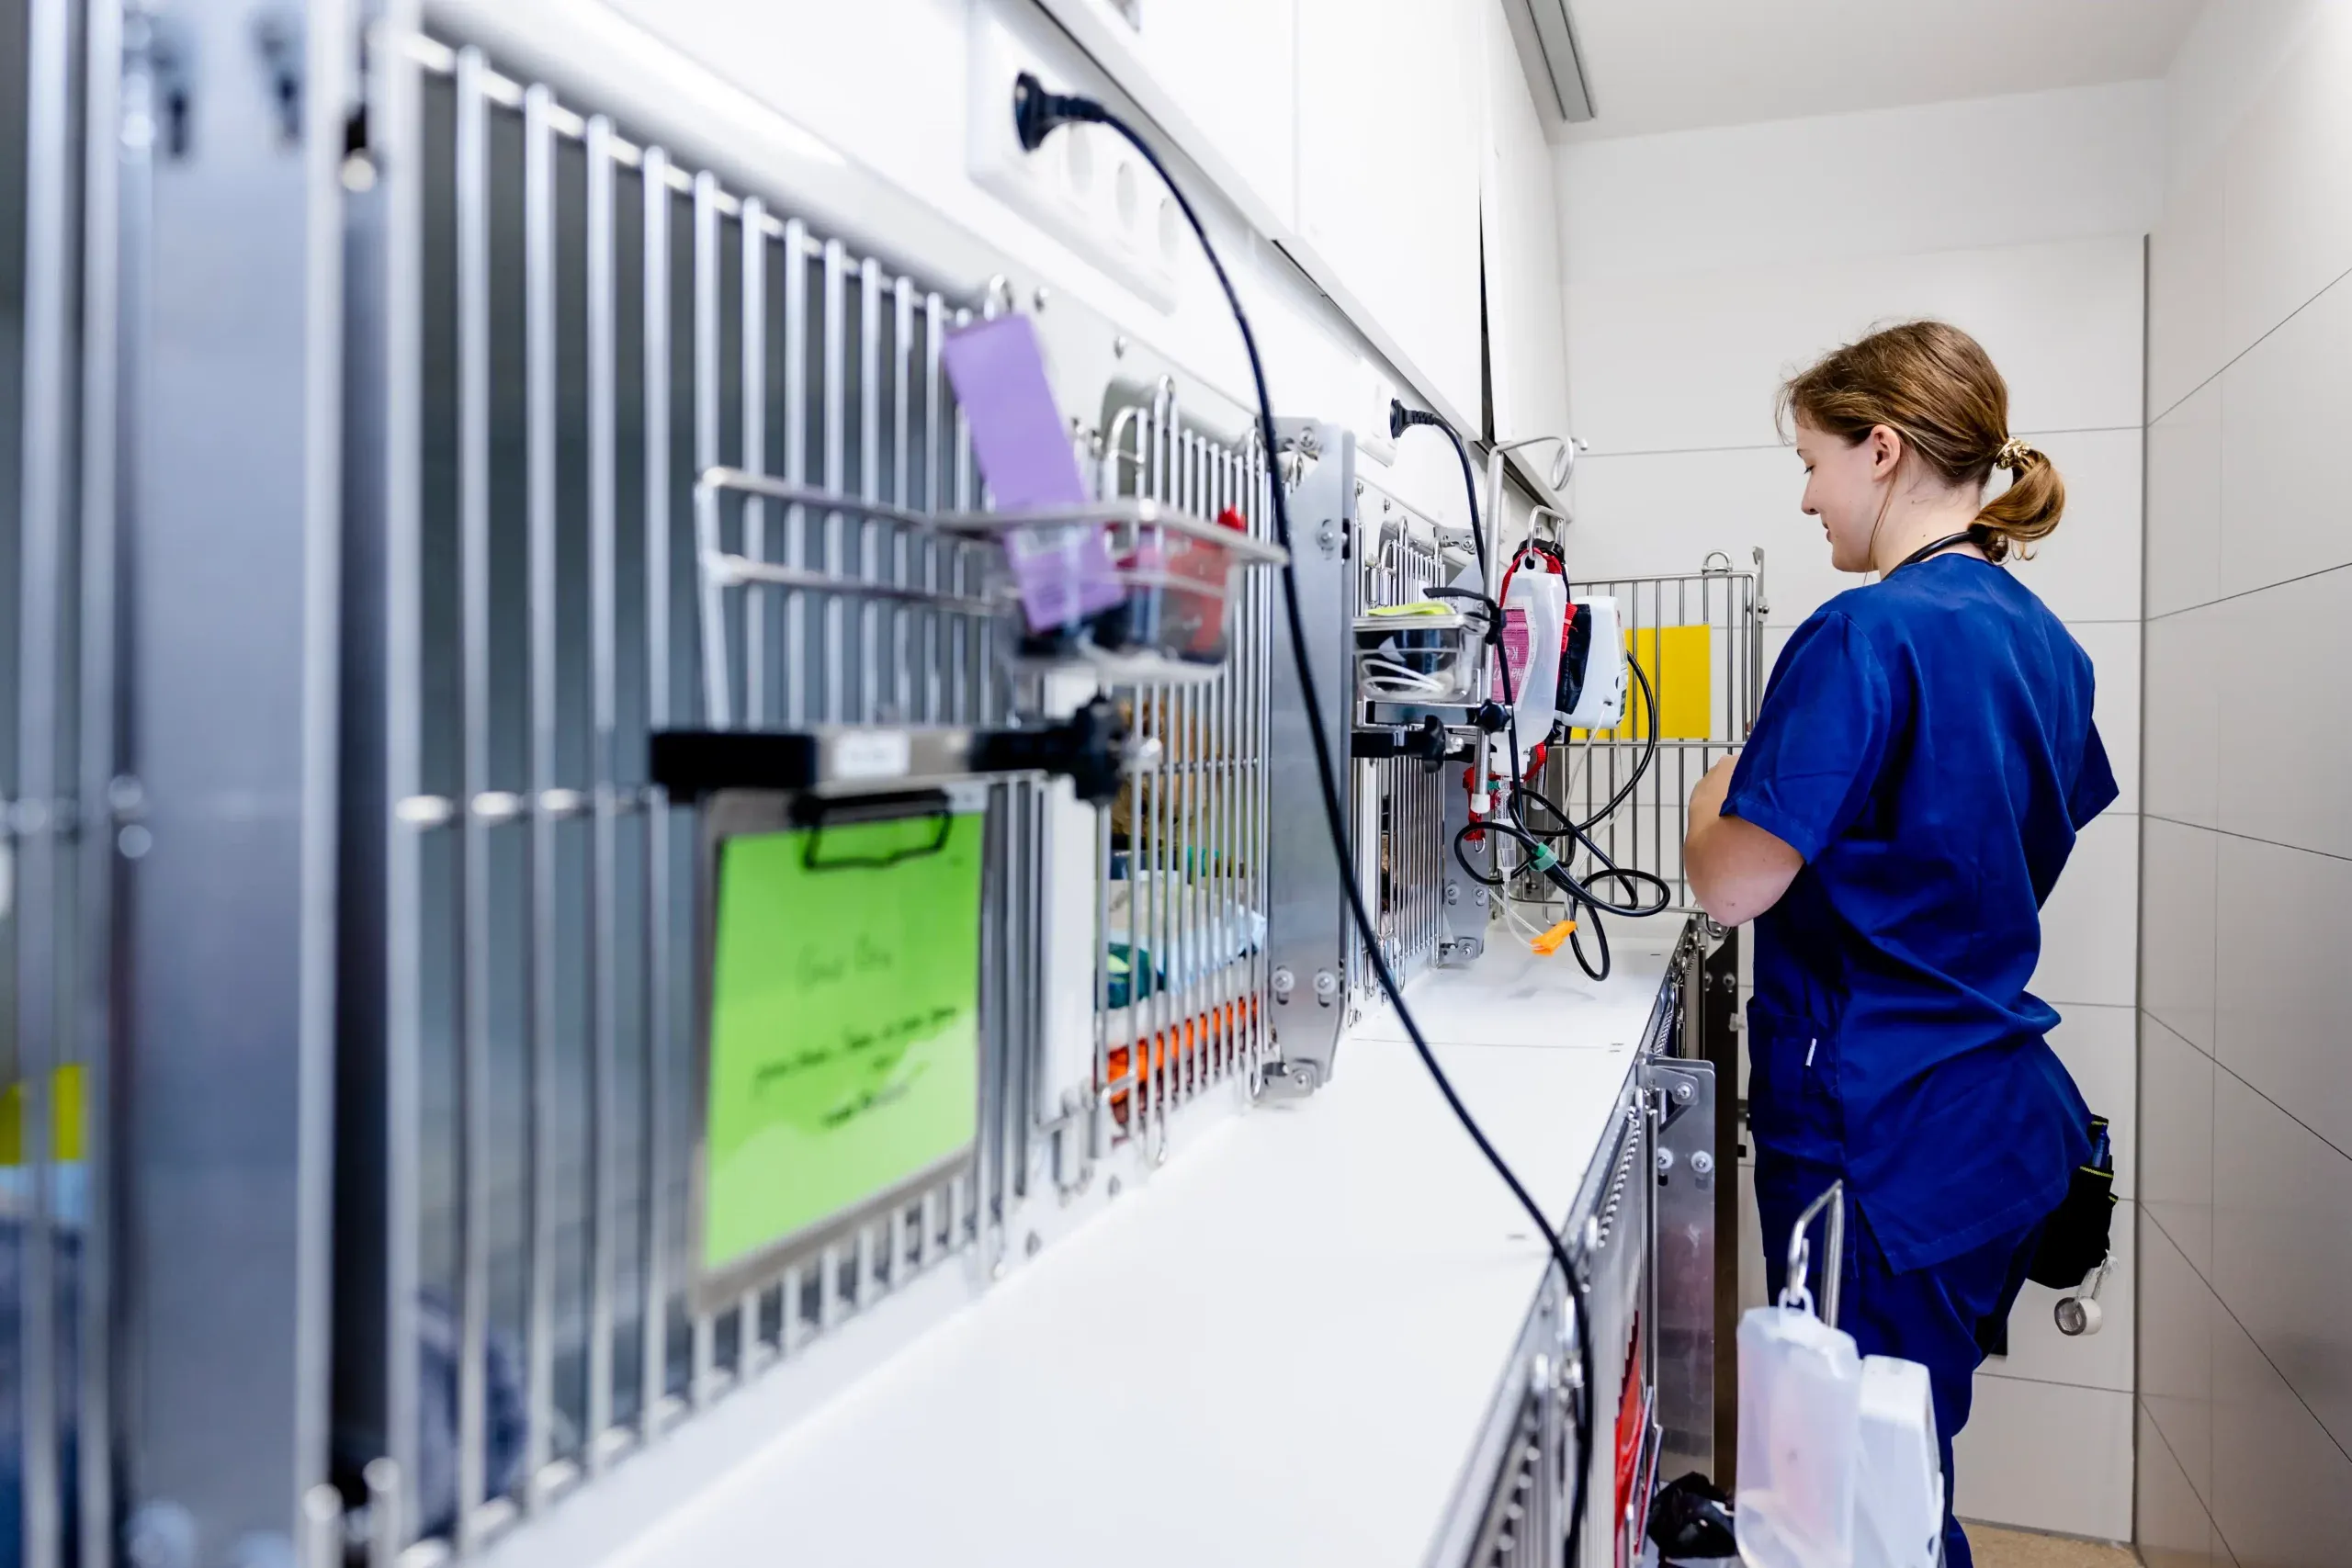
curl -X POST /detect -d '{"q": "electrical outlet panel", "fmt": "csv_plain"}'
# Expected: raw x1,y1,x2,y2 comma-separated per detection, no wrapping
967,8,1181,312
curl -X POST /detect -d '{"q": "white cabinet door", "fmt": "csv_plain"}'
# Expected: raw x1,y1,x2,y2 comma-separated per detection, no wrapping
1066,0,1300,228
1293,0,1485,423
1479,0,1574,446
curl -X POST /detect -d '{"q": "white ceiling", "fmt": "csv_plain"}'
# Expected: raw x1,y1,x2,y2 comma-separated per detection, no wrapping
1545,0,2204,141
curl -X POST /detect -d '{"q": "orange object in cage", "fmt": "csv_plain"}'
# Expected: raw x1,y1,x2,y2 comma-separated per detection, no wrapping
1104,995,1261,1125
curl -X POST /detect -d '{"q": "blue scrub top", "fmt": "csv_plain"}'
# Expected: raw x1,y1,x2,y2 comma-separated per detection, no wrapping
1724,553,2117,1272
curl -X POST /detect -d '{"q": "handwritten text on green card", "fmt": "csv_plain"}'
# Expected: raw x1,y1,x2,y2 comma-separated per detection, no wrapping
703,812,983,1274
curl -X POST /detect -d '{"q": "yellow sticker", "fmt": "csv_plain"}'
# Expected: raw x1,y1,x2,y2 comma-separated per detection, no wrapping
1575,624,1713,741
1,1063,85,1166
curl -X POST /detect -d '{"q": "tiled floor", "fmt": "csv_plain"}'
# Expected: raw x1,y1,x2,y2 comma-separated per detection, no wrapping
1965,1522,2141,1567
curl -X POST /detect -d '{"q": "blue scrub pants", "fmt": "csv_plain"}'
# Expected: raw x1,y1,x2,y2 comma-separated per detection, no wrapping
1754,1153,2044,1568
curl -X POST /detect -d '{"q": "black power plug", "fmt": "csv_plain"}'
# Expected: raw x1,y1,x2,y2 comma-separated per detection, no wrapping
1012,71,1102,153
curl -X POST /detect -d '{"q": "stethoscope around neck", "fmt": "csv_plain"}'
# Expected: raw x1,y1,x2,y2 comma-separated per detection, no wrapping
1885,527,1984,575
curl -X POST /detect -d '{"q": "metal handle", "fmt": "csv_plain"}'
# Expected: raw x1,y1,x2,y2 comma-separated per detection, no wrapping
1779,1178,1846,1329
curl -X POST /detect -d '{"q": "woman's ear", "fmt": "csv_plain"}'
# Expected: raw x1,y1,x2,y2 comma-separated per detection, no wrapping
1866,423,1904,480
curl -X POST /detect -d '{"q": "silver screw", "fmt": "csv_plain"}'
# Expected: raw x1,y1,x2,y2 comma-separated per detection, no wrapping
1656,1147,1676,1174
1675,1082,1694,1103
1272,965,1296,997
1313,969,1340,998
1690,1151,1715,1177
1113,333,1128,356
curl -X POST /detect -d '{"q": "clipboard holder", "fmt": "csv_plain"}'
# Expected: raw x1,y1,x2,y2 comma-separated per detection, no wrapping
791,790,955,873
649,695,1148,807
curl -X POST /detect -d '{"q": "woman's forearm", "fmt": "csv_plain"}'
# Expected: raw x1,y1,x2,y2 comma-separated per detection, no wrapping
1685,758,1804,924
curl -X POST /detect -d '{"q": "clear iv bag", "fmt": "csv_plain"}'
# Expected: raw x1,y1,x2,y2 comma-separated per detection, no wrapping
1734,1303,1864,1568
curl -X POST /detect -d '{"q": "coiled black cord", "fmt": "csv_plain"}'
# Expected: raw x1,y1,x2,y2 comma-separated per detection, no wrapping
1395,407,1671,978
1012,75,1596,1565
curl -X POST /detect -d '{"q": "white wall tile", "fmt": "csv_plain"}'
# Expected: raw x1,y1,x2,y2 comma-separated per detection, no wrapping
2211,1278,2352,1568
2213,566,2352,860
1984,1195,2135,1392
2139,1205,2216,1512
1565,236,2146,456
2140,819,2219,1054
2163,0,2330,198
1571,436,2146,638
1759,625,1792,688
1566,446,1864,632
2145,380,2223,618
2031,811,2140,1010
1954,1377,2134,1540
2068,619,2142,817
2139,1399,2222,1568
2215,273,2352,601
2141,1013,2216,1278
2212,1069,2352,1457
2218,0,2352,367
2047,1004,2137,1201
2215,834,2352,1157
2004,426,2143,624
2149,151,2228,421
2142,605,2224,830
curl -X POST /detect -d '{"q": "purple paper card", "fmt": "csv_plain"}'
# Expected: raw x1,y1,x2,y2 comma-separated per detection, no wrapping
939,313,1125,633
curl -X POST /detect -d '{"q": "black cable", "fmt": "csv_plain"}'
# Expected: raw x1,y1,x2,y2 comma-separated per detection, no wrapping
1396,412,1676,978
1012,77,1595,1562
1569,650,1663,835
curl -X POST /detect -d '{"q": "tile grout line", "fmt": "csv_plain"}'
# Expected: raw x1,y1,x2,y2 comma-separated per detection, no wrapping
1976,1367,2135,1398
2146,254,2352,429
2141,1201,2352,1474
2211,1046,2352,1174
2134,1387,2225,1551
2143,557,2352,624
2140,811,2352,866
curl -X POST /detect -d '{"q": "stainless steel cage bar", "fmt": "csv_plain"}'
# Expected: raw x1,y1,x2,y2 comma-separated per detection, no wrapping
355,29,1055,1558
1532,551,1766,915
1091,391,1274,1145
1348,478,1467,1004
6,0,125,1562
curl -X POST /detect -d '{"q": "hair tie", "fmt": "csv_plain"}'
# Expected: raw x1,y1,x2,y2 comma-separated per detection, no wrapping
1995,436,2033,471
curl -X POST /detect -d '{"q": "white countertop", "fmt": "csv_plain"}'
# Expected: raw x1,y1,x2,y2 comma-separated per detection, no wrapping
596,931,1679,1568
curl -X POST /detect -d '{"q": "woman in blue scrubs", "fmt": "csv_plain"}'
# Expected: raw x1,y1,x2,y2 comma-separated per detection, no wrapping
1682,321,2115,1568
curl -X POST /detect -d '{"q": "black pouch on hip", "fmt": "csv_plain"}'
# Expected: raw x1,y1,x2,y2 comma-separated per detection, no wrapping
2026,1114,2117,1289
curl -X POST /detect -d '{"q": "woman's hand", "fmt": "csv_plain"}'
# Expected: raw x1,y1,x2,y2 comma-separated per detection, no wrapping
1683,755,1804,926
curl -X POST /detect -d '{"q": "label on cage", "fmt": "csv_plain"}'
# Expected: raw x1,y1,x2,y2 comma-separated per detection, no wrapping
700,814,982,1280
831,729,912,782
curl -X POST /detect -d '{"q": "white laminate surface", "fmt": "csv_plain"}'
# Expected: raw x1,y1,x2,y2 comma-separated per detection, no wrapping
590,934,1679,1568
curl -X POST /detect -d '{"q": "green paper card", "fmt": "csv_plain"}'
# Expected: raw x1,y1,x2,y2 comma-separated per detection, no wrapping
701,810,983,1281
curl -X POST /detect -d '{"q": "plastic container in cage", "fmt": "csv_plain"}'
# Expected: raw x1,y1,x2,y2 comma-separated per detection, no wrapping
1354,602,1482,706
689,472,1287,722
988,498,1284,685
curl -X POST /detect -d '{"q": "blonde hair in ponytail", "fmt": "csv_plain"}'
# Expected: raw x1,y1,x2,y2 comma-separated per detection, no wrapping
1777,321,2065,563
